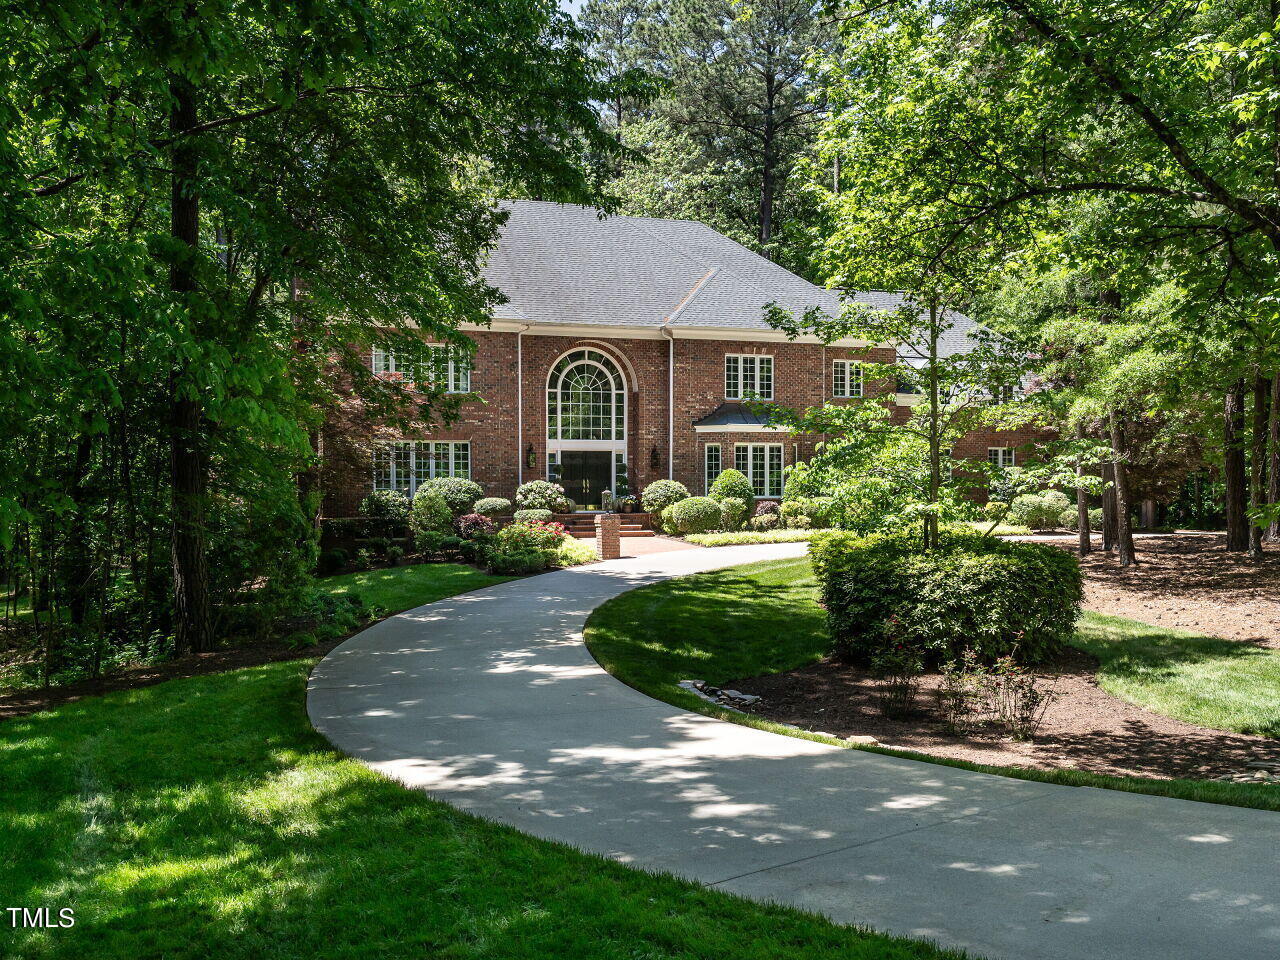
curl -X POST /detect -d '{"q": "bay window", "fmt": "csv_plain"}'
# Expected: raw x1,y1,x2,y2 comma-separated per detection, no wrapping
734,443,783,497
373,441,471,495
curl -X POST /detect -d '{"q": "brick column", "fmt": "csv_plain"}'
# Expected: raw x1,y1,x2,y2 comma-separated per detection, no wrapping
595,513,620,560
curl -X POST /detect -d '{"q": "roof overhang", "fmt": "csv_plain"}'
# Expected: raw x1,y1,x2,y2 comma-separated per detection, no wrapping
471,319,871,348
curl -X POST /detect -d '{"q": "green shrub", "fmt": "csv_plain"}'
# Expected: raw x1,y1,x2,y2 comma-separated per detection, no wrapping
514,480,571,513
749,513,779,531
709,469,755,502
1060,506,1104,531
780,497,832,529
494,519,566,563
685,528,821,546
358,489,411,523
472,497,512,516
658,504,678,535
317,548,348,575
513,508,553,525
422,476,484,516
487,549,547,575
415,530,448,556
641,479,690,514
668,496,723,534
410,488,452,550
718,497,750,531
357,490,411,535
556,537,599,566
1009,493,1065,531
811,530,1082,665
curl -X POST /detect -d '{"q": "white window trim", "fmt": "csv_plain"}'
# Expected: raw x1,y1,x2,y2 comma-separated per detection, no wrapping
734,442,784,498
704,443,722,494
987,447,1015,468
373,440,471,496
371,345,472,394
832,359,863,398
724,354,774,400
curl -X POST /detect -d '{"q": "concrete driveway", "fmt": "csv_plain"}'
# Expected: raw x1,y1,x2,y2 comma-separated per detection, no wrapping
307,543,1280,960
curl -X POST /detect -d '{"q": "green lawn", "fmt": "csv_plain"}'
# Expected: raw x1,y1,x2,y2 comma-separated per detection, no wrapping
319,561,512,615
1075,612,1280,738
0,565,962,960
584,557,1280,812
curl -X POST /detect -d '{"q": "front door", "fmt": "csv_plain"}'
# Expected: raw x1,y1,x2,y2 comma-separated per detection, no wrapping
558,451,613,509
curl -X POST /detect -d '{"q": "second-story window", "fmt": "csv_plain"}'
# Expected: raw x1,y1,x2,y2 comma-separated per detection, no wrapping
724,354,773,400
832,360,863,398
371,344,472,393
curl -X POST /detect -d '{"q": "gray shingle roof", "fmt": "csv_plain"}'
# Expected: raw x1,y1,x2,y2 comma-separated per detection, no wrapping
484,200,982,349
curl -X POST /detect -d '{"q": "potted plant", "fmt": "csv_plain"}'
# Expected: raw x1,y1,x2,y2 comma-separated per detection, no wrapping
616,495,638,514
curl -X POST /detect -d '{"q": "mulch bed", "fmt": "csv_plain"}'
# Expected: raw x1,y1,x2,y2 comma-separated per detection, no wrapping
733,647,1280,781
1068,533,1280,648
730,533,1280,782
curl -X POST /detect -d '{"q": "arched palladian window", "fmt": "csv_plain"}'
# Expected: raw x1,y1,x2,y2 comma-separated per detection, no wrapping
547,349,625,441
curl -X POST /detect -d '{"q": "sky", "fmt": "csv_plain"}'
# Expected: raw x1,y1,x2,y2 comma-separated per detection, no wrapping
559,0,584,15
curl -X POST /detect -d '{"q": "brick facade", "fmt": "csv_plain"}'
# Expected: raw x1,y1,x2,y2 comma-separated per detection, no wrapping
321,328,1051,516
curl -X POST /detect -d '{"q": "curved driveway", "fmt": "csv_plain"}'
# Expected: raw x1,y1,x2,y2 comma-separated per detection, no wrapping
308,543,1280,960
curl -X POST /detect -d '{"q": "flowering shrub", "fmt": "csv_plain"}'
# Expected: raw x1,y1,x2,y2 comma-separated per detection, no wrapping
495,520,566,558
454,513,496,539
472,497,512,516
514,480,571,513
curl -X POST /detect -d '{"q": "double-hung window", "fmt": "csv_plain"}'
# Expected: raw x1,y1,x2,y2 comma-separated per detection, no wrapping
371,345,472,393
704,443,722,494
373,441,471,496
734,443,783,497
832,359,863,398
724,354,773,400
987,447,1015,469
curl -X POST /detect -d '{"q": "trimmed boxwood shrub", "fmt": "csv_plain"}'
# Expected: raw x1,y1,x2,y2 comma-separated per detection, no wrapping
641,479,690,514
514,508,553,525
668,496,723,534
472,497,512,517
514,480,572,513
810,530,1082,665
423,476,484,516
709,469,754,503
1009,491,1071,531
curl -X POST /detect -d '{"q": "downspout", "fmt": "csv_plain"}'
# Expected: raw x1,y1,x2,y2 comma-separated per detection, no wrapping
662,326,675,480
516,323,529,485
661,268,718,485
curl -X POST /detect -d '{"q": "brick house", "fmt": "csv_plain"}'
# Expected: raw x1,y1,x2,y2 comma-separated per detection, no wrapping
321,200,1043,516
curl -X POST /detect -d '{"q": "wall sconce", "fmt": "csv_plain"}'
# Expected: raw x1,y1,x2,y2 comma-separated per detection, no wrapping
526,443,536,470
649,444,660,471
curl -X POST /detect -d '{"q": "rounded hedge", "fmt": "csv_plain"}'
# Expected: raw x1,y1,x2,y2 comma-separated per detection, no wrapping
709,469,755,503
641,479,690,514
422,477,484,516
668,496,723,534
513,508,553,525
472,497,512,516
515,480,572,513
358,490,410,523
1009,492,1069,530
810,530,1082,665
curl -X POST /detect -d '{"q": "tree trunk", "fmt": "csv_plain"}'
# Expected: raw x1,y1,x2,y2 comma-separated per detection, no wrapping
1109,412,1137,567
1269,371,1280,542
1224,380,1250,552
1101,462,1117,551
1075,423,1091,555
168,71,213,655
924,299,940,551
1250,373,1269,560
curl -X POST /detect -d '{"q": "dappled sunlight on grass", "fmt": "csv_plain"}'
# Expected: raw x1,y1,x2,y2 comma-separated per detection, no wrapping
0,659,964,960
1076,612,1280,738
318,562,512,616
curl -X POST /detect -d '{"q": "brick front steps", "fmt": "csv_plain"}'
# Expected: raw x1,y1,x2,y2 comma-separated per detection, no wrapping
555,513,656,539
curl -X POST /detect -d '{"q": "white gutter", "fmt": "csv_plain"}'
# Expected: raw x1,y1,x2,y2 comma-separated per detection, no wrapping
661,268,718,482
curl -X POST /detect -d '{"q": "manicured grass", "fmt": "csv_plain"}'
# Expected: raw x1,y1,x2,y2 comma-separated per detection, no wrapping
684,529,823,546
318,561,512,614
584,557,1280,812
1075,611,1280,738
0,664,963,959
